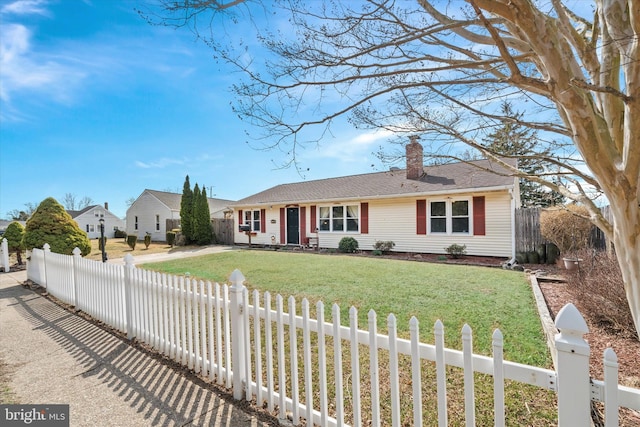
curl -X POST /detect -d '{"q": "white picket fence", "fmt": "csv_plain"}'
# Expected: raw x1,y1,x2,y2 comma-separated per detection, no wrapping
27,244,640,426
0,238,10,272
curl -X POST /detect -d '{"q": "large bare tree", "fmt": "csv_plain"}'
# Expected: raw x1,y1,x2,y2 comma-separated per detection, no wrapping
149,0,640,337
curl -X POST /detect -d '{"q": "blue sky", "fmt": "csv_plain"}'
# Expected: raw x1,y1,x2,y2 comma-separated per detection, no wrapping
0,0,391,219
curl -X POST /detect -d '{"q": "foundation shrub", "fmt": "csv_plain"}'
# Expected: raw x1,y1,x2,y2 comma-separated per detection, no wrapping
338,237,359,253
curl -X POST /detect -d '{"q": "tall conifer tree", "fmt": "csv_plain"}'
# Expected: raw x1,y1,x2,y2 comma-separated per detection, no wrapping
180,175,193,244
191,184,202,244
483,103,564,208
195,186,213,245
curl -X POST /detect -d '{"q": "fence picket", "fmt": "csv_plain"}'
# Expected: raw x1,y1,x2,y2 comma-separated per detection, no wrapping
243,286,251,400
276,295,287,420
603,348,619,427
207,282,216,382
388,313,401,427
332,303,343,427
288,296,300,424
410,317,423,427
462,324,476,426
265,292,274,411
253,290,263,406
492,329,505,427
350,307,361,427
434,320,447,427
223,284,231,388
318,301,329,427
301,299,313,427
368,309,380,427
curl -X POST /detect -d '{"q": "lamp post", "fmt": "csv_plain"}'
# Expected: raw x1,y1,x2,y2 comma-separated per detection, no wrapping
99,218,107,262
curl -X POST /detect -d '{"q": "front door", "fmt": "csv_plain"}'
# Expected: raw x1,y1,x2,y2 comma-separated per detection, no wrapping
286,207,300,245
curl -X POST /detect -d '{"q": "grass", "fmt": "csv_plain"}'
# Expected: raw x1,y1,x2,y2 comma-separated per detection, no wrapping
85,238,194,261
142,250,557,425
143,250,549,364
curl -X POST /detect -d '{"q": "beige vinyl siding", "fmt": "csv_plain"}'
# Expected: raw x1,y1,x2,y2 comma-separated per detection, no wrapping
234,208,281,246
234,190,514,257
365,192,513,257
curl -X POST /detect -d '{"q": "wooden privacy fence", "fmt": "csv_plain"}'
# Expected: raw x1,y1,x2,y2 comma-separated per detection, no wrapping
27,245,640,426
165,218,234,245
515,207,612,254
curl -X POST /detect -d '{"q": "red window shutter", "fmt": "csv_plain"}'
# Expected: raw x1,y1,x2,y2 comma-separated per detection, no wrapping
260,209,266,233
361,202,369,234
310,205,317,232
416,200,427,235
279,208,286,244
300,206,307,243
238,210,243,229
473,196,486,236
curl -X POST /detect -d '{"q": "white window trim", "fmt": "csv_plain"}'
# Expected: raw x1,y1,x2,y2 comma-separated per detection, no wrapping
427,198,472,235
317,204,360,233
244,209,261,232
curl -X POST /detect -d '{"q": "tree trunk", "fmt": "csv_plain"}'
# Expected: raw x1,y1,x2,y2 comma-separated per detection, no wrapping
610,198,640,339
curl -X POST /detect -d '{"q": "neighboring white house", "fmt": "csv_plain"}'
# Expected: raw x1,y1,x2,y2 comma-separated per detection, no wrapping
67,203,125,239
231,139,521,258
126,189,234,241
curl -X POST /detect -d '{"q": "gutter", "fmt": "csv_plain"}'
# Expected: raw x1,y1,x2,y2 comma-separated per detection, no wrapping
231,184,516,209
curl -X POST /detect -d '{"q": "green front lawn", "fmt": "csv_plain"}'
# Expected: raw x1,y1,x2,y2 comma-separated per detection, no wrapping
143,250,549,366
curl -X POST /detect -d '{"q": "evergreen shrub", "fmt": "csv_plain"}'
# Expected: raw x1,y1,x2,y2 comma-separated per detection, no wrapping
338,237,359,253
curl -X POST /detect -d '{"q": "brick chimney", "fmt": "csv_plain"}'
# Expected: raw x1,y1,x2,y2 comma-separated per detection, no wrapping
104,202,109,211
406,135,424,180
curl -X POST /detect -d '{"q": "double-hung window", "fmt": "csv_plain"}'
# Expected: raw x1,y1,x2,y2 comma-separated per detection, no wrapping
451,200,469,233
318,205,359,232
244,210,261,232
428,199,470,234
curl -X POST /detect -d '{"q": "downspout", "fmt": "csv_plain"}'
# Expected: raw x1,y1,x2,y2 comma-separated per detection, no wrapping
509,188,516,260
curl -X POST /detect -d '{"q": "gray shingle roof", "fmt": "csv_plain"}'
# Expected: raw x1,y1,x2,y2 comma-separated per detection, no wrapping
233,159,516,206
145,189,235,214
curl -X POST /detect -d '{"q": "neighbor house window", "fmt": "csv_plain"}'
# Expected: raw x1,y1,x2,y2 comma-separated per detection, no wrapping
156,215,160,231
134,216,138,231
244,210,261,232
88,224,95,233
318,205,359,232
428,199,470,234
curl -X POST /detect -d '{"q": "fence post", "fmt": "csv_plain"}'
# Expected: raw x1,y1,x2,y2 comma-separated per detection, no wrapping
554,303,590,426
123,254,135,340
1,238,9,272
72,247,81,309
229,269,247,400
42,243,51,289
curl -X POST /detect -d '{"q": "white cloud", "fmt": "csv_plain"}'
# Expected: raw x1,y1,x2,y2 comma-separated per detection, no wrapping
0,23,87,104
1,0,49,16
135,158,187,169
306,129,394,162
